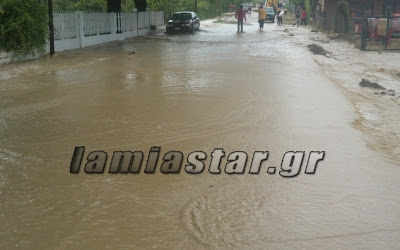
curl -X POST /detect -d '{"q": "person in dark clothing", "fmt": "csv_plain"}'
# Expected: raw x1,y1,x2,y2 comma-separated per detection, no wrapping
235,5,247,32
293,7,300,26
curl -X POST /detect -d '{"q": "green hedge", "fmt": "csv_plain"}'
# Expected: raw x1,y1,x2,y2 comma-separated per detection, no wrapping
0,0,48,55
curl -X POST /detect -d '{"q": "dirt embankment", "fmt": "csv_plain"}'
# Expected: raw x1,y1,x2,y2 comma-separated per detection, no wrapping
278,25,400,164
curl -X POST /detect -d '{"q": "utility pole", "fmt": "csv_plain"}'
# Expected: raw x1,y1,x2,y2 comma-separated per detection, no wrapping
48,0,55,56
195,0,197,13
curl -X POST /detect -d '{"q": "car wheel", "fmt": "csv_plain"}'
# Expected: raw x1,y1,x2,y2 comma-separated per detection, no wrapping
191,25,195,34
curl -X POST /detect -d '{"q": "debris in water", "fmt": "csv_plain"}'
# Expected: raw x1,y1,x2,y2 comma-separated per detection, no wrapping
289,33,295,36
307,44,327,56
380,91,387,95
209,185,215,188
359,79,386,90
311,29,318,32
128,51,136,55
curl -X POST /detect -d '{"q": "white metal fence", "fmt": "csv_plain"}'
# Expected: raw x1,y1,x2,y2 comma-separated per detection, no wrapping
52,10,164,52
54,12,79,40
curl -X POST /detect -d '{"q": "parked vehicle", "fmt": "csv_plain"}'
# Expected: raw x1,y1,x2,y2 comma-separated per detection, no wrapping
166,12,200,34
264,7,275,23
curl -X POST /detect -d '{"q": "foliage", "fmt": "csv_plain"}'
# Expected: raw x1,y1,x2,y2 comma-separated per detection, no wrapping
54,0,107,12
0,0,48,55
53,0,239,19
133,0,147,11
121,0,136,12
147,0,233,20
336,0,351,33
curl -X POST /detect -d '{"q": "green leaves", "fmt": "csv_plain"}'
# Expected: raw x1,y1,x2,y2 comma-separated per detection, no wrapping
53,0,107,12
0,0,48,55
147,0,230,19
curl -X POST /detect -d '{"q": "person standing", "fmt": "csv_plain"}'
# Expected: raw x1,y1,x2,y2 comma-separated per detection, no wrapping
235,5,247,32
253,4,266,31
277,9,284,25
300,9,307,26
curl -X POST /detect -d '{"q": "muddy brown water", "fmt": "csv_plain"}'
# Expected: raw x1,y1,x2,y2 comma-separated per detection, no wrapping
1,20,400,249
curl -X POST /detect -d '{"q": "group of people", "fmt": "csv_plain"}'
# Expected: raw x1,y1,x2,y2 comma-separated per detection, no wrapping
293,7,307,26
235,4,285,32
235,4,309,32
235,4,268,32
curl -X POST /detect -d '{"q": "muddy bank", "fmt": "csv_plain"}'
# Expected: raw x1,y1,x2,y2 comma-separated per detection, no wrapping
278,24,400,164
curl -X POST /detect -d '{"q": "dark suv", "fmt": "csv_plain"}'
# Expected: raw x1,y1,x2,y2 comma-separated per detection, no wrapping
166,12,200,34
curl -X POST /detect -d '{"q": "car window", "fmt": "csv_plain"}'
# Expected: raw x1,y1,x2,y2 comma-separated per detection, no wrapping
172,13,192,22
265,8,274,13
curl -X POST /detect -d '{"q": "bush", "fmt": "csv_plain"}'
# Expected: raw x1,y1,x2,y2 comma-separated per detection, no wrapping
0,0,48,55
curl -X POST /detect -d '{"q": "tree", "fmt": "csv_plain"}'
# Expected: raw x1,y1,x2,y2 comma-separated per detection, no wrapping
107,0,121,12
134,0,147,11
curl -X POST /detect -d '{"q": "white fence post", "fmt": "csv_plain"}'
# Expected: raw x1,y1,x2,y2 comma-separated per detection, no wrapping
78,11,85,48
111,12,117,34
75,12,80,40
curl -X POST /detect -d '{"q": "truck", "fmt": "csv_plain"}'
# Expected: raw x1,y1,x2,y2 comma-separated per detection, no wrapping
265,0,278,12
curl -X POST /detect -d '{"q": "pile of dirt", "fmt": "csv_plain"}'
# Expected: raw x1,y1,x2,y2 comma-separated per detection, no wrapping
307,44,327,56
359,79,386,90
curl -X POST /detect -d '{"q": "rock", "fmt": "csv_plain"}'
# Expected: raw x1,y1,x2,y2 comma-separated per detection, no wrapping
380,91,387,95
359,79,386,90
307,44,327,56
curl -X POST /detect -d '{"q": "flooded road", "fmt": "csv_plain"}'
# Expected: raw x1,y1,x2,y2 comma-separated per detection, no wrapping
1,18,400,249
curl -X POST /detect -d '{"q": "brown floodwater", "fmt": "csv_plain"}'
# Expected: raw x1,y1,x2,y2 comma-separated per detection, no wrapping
0,19,400,249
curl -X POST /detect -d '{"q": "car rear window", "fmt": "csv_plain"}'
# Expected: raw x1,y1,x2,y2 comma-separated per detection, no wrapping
172,13,192,22
265,8,274,13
